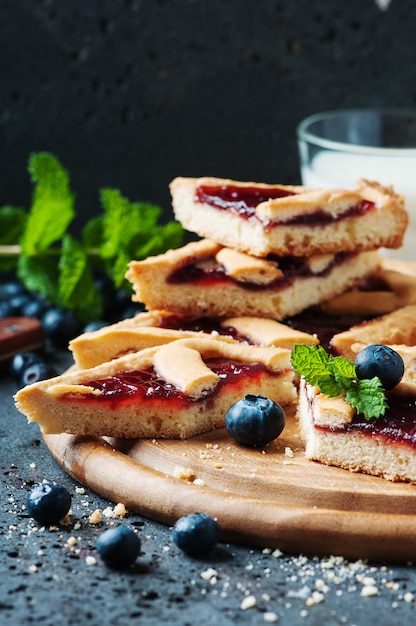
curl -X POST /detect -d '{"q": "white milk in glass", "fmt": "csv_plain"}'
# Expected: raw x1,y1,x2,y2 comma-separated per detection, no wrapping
301,151,416,261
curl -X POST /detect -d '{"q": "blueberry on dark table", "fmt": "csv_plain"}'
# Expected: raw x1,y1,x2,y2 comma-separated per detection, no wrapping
172,512,220,556
82,320,110,333
354,344,405,391
120,302,146,319
26,482,72,526
0,301,14,319
21,297,49,320
225,394,286,447
41,307,82,348
19,361,58,386
8,294,32,316
0,281,26,301
96,526,141,569
9,351,44,380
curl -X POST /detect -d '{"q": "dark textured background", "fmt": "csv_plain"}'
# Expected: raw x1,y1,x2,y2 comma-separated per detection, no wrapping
1,0,416,233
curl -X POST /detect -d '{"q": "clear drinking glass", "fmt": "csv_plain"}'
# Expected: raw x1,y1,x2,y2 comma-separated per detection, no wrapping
297,108,416,260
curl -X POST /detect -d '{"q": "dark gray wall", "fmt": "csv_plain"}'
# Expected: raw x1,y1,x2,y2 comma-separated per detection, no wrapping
1,0,415,231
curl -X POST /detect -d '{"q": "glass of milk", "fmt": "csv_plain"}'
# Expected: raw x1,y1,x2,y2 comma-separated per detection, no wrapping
297,109,416,261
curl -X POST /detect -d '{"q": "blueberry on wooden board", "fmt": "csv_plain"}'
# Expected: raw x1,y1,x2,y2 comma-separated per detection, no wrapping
225,394,286,447
26,482,72,526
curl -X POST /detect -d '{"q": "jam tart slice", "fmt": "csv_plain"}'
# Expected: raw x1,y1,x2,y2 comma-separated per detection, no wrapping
69,309,318,369
15,337,296,439
125,239,381,320
322,258,416,317
330,304,416,361
170,176,407,257
297,373,416,485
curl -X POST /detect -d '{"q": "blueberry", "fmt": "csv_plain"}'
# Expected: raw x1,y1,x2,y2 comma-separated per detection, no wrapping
9,352,44,380
0,281,26,301
22,298,49,320
9,294,32,315
354,344,405,391
172,513,220,556
225,394,286,447
26,482,72,526
0,301,14,319
19,362,58,386
42,307,82,348
96,526,141,569
82,320,110,333
120,303,146,319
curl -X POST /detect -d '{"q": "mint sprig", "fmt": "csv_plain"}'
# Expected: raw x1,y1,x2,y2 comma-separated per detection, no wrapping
0,152,184,322
291,344,388,420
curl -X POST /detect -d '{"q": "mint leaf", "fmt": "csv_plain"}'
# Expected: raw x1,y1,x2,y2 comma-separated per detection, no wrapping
98,187,183,287
82,215,103,250
316,374,343,397
332,355,356,379
291,343,332,386
291,343,389,420
0,205,27,271
58,235,103,322
99,188,134,259
17,253,60,303
346,377,388,420
0,205,27,244
20,153,75,255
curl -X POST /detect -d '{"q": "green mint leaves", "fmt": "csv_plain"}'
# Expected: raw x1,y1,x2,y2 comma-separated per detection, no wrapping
0,152,183,322
291,344,388,420
20,153,76,256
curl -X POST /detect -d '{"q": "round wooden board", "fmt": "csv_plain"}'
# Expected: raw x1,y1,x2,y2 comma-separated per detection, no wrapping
43,405,416,563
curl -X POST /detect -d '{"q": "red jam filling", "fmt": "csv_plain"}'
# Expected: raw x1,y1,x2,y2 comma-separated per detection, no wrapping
64,359,274,409
196,184,375,226
168,252,351,292
280,200,374,226
315,395,416,449
157,314,251,343
196,184,295,218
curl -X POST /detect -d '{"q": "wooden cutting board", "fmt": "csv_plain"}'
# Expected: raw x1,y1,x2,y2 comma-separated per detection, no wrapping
43,405,416,563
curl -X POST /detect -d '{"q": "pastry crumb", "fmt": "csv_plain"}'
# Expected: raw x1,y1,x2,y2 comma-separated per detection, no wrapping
240,594,256,610
173,465,194,480
89,509,102,525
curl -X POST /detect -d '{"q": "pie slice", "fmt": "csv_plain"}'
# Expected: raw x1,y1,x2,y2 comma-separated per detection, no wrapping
69,309,318,369
125,239,381,320
170,176,407,257
322,258,416,316
297,375,416,484
15,337,296,439
330,304,416,361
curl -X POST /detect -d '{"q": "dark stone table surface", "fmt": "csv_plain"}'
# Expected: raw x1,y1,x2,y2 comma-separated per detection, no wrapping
2,350,416,626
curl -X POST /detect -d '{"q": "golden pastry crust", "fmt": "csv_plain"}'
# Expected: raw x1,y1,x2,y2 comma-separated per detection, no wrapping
170,176,408,257
330,304,416,360
70,310,318,369
323,258,416,316
125,239,381,320
15,338,296,439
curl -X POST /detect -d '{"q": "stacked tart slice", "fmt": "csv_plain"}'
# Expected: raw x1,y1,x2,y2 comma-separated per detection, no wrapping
127,177,407,320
